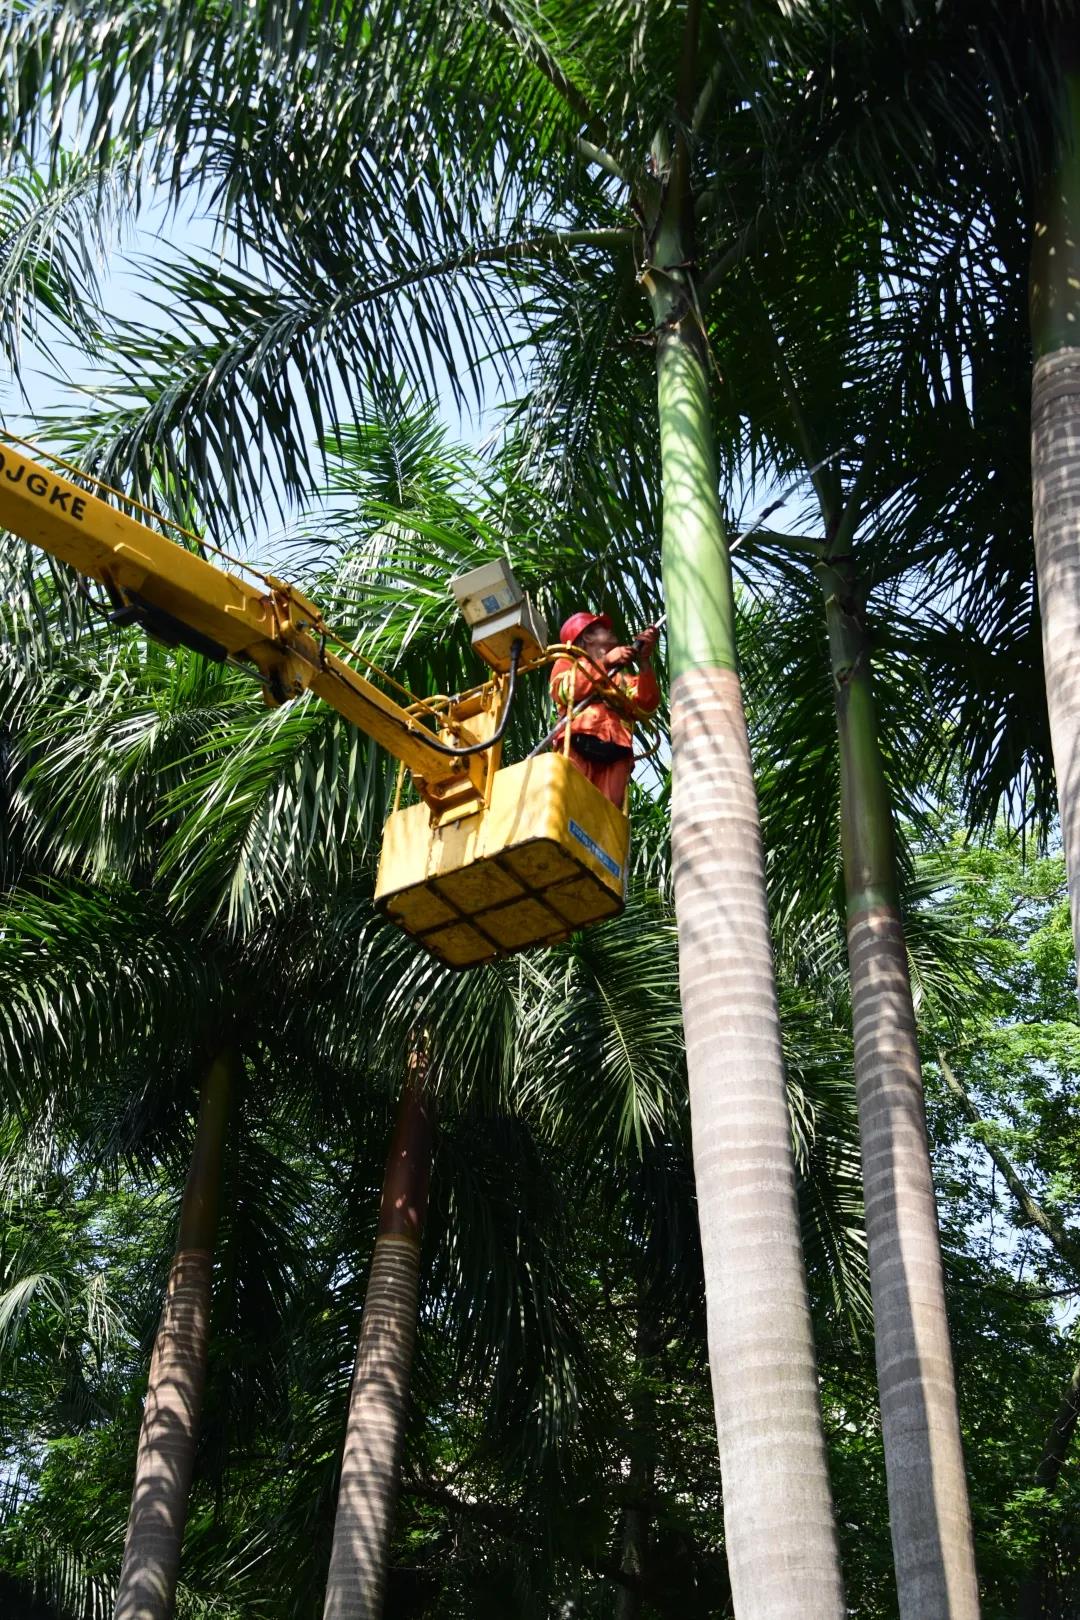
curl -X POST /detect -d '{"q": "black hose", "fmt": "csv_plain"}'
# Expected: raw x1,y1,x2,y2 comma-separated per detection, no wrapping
414,638,523,757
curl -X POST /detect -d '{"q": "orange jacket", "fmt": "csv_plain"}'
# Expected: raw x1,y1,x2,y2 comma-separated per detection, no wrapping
548,654,661,751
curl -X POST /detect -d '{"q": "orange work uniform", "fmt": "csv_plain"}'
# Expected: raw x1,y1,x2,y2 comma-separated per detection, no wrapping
548,655,661,806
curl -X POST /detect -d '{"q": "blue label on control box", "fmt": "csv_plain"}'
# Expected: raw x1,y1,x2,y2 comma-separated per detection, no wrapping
568,819,622,881
481,593,502,613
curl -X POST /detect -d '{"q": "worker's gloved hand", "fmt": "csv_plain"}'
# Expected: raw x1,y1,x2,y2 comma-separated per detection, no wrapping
634,625,660,662
606,626,659,670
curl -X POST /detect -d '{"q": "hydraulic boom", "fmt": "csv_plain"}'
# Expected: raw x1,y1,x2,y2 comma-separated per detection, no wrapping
0,437,508,813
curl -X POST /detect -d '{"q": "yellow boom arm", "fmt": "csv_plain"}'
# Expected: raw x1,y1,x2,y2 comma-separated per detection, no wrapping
0,439,501,811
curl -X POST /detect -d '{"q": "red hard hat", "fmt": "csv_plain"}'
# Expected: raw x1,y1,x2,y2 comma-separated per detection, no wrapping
560,609,612,645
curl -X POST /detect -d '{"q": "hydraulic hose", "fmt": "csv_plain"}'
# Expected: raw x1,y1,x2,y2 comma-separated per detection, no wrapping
414,638,523,758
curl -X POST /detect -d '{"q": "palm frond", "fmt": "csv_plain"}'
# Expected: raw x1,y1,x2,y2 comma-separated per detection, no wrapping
0,148,138,368
0,879,216,1116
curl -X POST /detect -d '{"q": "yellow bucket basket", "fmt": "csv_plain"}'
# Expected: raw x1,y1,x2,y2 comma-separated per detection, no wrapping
375,751,629,968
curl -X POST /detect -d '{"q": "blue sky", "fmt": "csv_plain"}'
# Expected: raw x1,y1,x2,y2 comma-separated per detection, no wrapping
0,182,509,568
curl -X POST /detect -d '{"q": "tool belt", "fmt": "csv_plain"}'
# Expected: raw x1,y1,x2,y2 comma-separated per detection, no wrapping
570,732,633,764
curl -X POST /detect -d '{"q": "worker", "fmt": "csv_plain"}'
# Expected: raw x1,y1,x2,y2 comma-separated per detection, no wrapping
549,611,661,807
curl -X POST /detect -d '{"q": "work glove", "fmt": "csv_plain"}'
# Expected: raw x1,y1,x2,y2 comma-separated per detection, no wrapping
606,625,659,669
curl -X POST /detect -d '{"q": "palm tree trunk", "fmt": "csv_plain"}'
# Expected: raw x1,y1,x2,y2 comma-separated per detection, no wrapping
642,175,845,1619
1029,77,1080,1609
1031,59,1080,1007
614,1504,647,1620
822,560,979,1619
323,1062,433,1620
114,1046,236,1620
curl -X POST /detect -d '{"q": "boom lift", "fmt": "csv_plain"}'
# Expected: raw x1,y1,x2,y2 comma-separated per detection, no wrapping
0,434,655,968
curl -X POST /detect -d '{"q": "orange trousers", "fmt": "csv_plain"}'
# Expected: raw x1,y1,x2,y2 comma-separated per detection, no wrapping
567,747,633,808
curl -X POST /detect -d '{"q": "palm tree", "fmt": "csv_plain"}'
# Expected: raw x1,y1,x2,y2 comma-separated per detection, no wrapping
323,1050,433,1620
0,876,238,1620
819,559,979,1618
1030,35,1080,1006
727,229,988,1615
114,1044,238,1620
0,610,319,1618
643,135,849,1620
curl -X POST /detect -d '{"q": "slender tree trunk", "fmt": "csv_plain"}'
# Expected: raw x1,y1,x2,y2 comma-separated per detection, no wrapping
1018,1354,1080,1620
1031,58,1080,1005
614,1506,648,1620
641,168,845,1619
822,561,979,1620
1026,66,1080,1598
114,1046,236,1620
323,1059,433,1620
938,1052,1080,1276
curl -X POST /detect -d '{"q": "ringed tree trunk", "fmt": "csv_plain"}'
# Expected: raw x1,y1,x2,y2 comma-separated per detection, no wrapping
821,561,979,1620
114,1045,237,1620
641,171,845,1619
614,1505,648,1620
1031,56,1080,1006
1028,75,1080,1601
322,1056,433,1620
